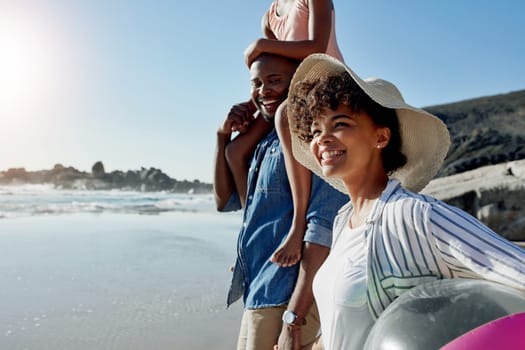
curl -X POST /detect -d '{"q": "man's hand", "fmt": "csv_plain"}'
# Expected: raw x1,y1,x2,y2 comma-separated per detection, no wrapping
276,324,301,350
218,101,257,136
275,242,330,350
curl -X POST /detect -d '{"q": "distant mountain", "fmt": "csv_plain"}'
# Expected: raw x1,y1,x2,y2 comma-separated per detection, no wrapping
0,162,212,194
425,89,525,177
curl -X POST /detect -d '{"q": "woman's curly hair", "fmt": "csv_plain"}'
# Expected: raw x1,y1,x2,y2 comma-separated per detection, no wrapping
289,72,407,173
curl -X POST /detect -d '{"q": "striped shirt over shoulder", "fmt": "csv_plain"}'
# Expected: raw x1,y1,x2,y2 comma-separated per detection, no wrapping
332,179,525,318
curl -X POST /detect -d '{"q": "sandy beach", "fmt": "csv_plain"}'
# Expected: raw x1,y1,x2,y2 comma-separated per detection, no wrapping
0,211,244,350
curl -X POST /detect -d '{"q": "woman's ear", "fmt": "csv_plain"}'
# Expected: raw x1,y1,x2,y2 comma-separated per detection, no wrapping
376,127,391,148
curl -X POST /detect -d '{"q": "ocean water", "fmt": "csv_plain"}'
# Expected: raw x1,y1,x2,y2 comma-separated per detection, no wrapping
0,185,243,350
0,184,217,219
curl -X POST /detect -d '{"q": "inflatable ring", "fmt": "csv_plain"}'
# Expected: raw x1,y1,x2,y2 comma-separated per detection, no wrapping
364,279,525,350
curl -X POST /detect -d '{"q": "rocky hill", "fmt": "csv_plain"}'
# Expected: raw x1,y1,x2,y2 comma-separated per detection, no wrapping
425,89,525,176
423,159,525,241
412,91,525,240
0,162,212,194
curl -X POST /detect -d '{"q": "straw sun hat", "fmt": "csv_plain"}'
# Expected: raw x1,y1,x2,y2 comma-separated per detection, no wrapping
288,53,451,193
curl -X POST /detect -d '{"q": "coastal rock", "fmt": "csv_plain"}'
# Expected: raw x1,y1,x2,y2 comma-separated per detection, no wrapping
1,168,30,184
0,162,212,193
422,159,525,240
49,164,88,185
92,161,106,179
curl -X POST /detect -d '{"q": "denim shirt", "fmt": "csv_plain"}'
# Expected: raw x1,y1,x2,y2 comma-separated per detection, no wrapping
222,129,348,309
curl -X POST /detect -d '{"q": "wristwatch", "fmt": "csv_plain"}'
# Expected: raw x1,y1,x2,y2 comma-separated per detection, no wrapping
282,310,306,326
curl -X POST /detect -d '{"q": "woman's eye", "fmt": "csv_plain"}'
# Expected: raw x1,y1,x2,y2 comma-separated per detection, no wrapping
310,129,321,137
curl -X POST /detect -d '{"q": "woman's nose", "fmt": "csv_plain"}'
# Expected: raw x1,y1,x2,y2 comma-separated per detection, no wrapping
316,131,333,145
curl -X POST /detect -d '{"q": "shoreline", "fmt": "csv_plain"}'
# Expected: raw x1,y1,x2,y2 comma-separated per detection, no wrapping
0,212,243,350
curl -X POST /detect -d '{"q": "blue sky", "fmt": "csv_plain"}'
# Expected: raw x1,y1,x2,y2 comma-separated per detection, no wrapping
1,0,524,183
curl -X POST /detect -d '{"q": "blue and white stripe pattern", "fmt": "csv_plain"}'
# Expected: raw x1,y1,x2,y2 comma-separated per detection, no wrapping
332,179,525,319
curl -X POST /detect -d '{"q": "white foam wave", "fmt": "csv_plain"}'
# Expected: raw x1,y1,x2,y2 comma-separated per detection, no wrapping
0,185,216,219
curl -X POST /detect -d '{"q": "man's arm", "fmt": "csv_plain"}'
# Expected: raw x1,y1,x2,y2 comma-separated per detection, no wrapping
277,242,330,350
214,102,257,210
225,115,272,207
214,126,236,211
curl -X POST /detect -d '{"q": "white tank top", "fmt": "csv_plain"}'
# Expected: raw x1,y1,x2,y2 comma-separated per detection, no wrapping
313,223,374,349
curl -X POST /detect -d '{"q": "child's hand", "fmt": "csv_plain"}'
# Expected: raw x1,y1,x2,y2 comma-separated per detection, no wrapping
244,38,264,67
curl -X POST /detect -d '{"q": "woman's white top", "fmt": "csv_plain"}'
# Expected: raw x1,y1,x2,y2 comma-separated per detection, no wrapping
313,223,375,350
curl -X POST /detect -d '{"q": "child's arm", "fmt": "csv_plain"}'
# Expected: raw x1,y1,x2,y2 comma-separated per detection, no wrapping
225,108,272,207
245,0,333,65
271,102,311,267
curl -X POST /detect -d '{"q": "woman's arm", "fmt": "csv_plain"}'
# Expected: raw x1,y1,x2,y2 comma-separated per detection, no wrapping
426,202,525,291
301,336,323,350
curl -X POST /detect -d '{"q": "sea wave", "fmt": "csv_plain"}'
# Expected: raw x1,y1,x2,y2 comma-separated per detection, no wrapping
0,184,216,219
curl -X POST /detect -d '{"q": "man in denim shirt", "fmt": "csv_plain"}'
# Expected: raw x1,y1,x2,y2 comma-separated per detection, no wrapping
214,53,347,349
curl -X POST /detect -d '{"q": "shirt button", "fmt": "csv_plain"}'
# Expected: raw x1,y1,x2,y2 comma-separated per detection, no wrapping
248,195,253,200
243,222,247,228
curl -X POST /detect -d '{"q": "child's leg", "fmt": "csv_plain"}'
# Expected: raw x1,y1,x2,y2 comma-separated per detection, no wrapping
271,100,312,267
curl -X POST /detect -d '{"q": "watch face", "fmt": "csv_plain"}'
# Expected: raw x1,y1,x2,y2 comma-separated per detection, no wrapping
283,310,296,324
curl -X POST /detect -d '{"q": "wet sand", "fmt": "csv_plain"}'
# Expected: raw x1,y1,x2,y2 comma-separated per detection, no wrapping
0,212,243,349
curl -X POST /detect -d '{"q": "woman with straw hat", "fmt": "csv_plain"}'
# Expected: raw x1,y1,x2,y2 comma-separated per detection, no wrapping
286,53,525,350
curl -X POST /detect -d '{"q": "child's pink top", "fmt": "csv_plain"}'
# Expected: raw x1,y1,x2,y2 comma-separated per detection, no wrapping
267,0,344,62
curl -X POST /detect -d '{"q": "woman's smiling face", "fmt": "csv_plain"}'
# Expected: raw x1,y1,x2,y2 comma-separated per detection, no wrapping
309,104,388,182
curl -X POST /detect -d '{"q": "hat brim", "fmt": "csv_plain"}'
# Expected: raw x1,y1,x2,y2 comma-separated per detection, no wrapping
288,54,451,193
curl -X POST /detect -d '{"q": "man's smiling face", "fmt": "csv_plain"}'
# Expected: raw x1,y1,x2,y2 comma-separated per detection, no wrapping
249,54,297,121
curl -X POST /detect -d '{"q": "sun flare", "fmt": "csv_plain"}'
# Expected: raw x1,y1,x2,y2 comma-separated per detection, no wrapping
0,12,65,119
0,7,74,170
0,26,40,102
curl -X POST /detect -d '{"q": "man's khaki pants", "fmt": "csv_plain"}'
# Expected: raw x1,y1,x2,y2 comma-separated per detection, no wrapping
236,303,320,350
